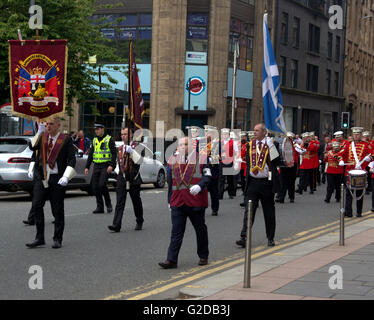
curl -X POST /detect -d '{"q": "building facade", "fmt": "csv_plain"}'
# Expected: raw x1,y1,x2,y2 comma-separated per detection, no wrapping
268,0,346,138
344,0,374,135
66,0,256,139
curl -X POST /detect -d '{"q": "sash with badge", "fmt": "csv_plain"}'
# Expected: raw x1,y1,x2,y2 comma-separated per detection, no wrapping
40,132,66,188
248,140,269,176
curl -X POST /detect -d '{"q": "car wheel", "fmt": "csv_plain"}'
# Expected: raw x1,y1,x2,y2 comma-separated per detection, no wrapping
154,170,165,188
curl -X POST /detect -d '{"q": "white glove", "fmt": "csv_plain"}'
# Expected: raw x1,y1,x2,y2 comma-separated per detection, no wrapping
339,160,345,166
364,156,372,162
58,176,69,187
355,164,362,170
319,160,322,164
124,145,133,153
168,204,171,211
28,162,35,180
234,160,240,171
37,123,45,134
189,184,201,196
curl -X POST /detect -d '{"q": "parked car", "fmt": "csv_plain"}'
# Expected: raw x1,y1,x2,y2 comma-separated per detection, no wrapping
0,136,165,195
0,136,95,195
114,141,166,188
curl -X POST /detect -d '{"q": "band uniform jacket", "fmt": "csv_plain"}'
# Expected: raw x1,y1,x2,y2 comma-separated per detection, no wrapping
117,141,144,185
338,141,373,176
299,140,319,170
30,133,76,181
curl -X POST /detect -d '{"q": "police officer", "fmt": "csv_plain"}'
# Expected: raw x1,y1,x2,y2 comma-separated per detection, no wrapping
159,136,211,269
108,128,144,232
85,122,117,214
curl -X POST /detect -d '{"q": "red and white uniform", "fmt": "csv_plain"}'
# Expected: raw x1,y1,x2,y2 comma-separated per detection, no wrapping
300,140,320,170
324,150,344,175
338,141,373,176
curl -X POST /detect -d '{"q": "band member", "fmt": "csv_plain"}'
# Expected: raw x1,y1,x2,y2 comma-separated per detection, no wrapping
26,118,76,249
239,132,248,194
236,123,281,248
108,128,144,232
218,128,238,199
203,125,221,216
338,127,373,217
85,122,117,214
187,126,201,151
159,137,211,269
277,132,299,203
369,161,374,212
296,132,319,194
247,131,255,140
323,141,344,203
319,135,332,184
363,131,373,194
332,131,348,150
310,132,321,191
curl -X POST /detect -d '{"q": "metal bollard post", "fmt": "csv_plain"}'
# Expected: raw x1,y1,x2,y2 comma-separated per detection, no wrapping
339,183,345,246
243,200,253,288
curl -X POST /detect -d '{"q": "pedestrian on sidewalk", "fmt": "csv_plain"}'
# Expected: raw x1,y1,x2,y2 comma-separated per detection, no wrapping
236,123,281,248
159,137,211,269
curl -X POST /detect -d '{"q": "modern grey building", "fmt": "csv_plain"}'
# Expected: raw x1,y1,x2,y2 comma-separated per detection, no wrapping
272,0,346,137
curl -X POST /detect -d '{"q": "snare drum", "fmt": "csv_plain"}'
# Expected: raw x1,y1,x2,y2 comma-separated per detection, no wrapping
347,170,367,190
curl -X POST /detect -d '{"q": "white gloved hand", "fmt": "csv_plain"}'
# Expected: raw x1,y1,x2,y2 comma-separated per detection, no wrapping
124,145,133,153
58,176,69,187
37,122,45,134
28,170,34,180
364,156,372,162
339,160,345,166
189,184,201,195
355,164,362,170
234,160,240,171
168,204,171,211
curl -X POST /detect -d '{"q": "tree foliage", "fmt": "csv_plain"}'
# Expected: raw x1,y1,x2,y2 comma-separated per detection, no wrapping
0,0,125,114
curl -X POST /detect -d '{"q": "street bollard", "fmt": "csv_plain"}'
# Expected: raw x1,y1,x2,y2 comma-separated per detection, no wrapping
339,183,345,246
243,200,253,288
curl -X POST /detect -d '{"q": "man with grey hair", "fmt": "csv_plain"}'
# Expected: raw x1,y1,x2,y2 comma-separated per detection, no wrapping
236,123,281,247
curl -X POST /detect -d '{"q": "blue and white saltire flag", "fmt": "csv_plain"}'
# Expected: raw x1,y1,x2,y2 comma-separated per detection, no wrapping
262,13,287,135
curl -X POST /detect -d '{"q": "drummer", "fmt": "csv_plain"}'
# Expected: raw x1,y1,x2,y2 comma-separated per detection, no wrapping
337,127,373,217
332,131,348,150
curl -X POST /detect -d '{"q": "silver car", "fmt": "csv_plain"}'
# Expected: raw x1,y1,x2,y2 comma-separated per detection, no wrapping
0,136,94,195
114,141,166,188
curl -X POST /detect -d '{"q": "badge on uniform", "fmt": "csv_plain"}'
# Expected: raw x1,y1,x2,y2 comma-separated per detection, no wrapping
126,181,130,190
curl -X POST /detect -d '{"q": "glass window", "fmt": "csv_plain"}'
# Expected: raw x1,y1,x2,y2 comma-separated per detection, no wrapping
118,14,138,26
291,59,298,88
140,14,152,25
327,32,333,58
281,12,289,44
292,17,300,48
187,13,209,26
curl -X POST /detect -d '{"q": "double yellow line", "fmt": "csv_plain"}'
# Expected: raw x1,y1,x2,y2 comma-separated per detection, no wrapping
104,211,374,300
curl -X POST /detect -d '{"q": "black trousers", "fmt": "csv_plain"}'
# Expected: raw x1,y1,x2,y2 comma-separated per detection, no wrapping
112,174,143,228
92,164,112,210
278,166,297,201
325,173,343,201
240,177,275,241
367,168,372,192
208,178,219,212
240,169,246,193
298,169,313,192
167,205,209,263
32,175,66,242
345,177,364,216
218,164,237,198
372,178,374,209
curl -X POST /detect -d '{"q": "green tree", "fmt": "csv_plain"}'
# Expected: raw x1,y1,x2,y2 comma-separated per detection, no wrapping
0,0,125,115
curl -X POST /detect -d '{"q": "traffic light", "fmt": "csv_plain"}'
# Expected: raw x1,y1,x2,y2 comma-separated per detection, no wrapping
341,112,350,129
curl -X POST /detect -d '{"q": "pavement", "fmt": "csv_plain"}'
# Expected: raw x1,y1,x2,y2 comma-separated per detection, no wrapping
180,210,374,300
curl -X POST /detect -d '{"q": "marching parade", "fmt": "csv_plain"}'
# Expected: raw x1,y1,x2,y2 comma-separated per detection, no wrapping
2,0,374,305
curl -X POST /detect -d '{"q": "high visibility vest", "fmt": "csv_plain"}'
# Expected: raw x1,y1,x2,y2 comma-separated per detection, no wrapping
93,135,112,163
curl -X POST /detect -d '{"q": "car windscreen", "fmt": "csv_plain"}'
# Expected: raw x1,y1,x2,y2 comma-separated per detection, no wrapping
0,139,29,153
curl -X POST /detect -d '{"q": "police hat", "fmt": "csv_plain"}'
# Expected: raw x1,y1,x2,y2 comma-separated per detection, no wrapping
301,132,309,138
94,122,105,128
286,132,295,138
352,127,364,134
333,131,344,137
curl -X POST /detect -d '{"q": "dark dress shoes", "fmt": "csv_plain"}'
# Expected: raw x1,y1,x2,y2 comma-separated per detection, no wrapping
268,239,275,247
26,240,45,248
92,208,104,214
236,238,246,248
108,225,120,232
52,240,62,249
135,223,143,231
158,261,177,269
240,202,246,207
324,199,330,203
23,220,35,226
212,211,218,216
198,259,208,266
107,207,113,214
290,199,295,203
356,213,362,218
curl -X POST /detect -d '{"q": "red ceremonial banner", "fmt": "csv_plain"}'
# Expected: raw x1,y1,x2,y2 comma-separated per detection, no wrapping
8,40,68,120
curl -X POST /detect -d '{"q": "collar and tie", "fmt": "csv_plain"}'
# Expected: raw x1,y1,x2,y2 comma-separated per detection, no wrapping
48,137,53,155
